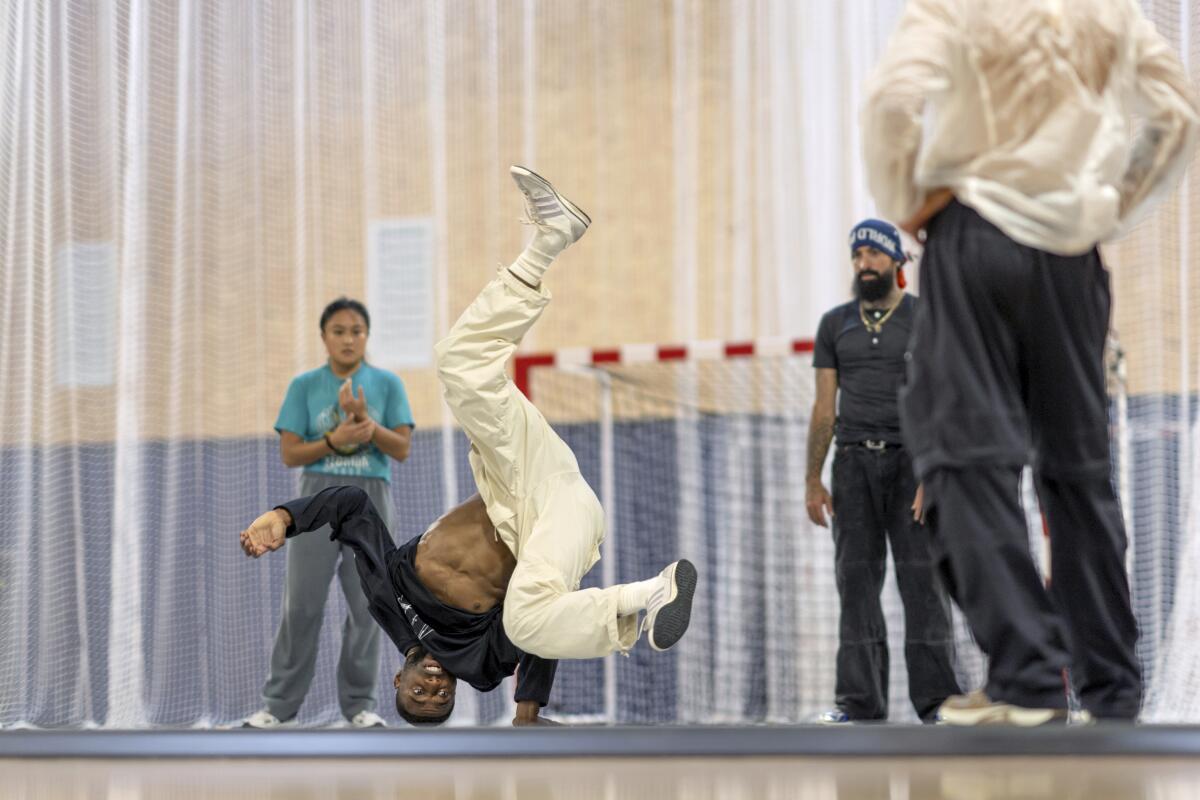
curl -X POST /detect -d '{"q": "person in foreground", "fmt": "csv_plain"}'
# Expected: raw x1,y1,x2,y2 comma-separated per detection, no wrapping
862,0,1199,724
241,165,698,725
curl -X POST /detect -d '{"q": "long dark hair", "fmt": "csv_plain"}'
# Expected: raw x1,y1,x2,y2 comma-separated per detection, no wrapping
319,297,370,332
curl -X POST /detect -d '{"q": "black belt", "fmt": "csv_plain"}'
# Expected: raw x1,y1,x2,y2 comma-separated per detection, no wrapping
844,439,903,451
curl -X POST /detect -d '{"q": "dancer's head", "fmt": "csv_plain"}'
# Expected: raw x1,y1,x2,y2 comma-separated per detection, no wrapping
394,646,457,726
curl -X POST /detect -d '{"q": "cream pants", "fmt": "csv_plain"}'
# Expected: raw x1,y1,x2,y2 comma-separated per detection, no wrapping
433,270,640,659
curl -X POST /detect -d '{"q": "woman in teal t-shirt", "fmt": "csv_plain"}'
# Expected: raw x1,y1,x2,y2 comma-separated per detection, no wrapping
242,297,414,728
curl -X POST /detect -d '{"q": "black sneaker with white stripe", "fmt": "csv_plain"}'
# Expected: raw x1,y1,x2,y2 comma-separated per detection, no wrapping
643,559,697,652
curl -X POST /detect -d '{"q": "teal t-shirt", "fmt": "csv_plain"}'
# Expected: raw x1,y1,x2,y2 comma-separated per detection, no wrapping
275,362,415,482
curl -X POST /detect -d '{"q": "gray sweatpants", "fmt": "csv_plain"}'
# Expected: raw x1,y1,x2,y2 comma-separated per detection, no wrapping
262,471,396,721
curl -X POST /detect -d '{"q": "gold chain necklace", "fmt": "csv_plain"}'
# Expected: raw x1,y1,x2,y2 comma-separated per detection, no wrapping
859,299,900,334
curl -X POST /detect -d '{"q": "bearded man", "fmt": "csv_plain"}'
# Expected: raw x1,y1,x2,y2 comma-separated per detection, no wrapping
805,219,960,724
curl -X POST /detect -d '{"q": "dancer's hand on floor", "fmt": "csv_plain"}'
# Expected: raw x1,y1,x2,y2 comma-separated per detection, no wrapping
512,701,563,726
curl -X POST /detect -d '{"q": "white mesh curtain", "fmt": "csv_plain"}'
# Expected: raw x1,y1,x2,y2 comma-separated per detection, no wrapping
0,0,465,728
0,0,1197,728
1134,0,1200,723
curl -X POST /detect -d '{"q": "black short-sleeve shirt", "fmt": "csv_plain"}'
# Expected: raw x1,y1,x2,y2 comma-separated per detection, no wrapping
813,294,916,444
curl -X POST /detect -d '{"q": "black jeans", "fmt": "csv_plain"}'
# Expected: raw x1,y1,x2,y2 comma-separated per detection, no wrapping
831,443,960,721
900,201,1142,718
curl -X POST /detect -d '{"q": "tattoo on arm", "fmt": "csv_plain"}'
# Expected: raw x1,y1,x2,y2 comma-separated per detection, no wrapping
806,415,835,482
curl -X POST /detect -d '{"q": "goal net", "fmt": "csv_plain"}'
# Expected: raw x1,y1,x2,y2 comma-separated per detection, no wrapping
518,340,1006,723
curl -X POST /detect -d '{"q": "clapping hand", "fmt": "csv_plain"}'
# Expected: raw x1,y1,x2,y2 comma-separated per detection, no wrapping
338,379,369,422
329,414,375,450
330,379,374,452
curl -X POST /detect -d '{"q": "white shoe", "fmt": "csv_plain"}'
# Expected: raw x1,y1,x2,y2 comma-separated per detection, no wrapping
1068,708,1096,726
509,165,590,248
240,709,298,729
642,559,697,652
816,709,853,724
935,691,1067,726
348,710,387,728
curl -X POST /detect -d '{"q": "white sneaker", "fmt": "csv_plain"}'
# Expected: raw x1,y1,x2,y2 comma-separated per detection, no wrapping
510,165,590,248
1068,708,1096,726
936,691,1067,726
816,709,853,724
348,710,387,728
240,709,298,729
642,559,697,651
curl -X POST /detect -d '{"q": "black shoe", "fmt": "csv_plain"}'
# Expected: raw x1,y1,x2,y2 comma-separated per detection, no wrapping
643,559,697,651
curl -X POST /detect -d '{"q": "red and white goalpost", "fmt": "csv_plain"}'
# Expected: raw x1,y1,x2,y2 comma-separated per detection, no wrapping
515,338,816,399
514,337,990,723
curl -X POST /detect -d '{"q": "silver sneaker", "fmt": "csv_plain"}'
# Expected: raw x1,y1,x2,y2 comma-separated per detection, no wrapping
348,710,387,728
642,559,697,652
510,165,590,248
240,709,298,729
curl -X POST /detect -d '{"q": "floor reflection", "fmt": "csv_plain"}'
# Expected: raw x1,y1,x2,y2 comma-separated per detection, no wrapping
2,756,1198,800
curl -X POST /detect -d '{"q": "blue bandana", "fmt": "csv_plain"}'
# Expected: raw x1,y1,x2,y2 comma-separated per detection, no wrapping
849,219,906,264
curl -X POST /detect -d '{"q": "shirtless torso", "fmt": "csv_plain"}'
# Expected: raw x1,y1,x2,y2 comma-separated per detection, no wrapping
413,494,515,614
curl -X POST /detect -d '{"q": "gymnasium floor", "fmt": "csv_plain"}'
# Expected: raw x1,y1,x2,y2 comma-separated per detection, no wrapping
3,726,1199,799
5,756,1200,799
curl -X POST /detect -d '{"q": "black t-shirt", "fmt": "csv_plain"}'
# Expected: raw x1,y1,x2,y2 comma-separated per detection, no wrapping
276,486,556,705
813,294,916,444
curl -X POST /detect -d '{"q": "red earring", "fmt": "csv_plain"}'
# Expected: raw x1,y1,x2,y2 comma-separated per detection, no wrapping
896,266,907,289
